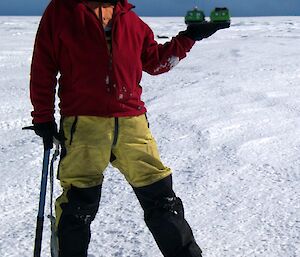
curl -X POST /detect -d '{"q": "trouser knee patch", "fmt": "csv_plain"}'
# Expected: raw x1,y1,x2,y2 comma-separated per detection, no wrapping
60,185,101,224
154,196,184,217
133,175,181,219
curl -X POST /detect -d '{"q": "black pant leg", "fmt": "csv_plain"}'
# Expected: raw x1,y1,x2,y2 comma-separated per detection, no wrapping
57,185,102,257
133,175,202,257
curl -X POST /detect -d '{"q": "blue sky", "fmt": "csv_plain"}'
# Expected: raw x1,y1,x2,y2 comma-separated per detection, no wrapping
0,0,299,16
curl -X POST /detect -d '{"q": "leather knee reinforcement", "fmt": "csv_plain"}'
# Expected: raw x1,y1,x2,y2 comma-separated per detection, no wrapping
58,185,101,257
133,175,202,257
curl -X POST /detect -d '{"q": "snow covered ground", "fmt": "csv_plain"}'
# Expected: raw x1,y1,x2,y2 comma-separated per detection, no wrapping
0,16,300,257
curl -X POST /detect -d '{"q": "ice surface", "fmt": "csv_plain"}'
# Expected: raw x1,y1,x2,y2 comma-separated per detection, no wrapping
0,16,299,257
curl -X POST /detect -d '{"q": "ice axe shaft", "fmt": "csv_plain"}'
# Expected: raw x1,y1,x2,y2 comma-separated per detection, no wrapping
34,148,51,257
23,125,58,256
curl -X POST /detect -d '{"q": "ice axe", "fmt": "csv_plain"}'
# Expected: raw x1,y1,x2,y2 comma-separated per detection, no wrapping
23,126,60,257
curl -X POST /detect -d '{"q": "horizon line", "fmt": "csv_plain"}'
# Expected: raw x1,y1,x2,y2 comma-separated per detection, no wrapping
0,14,300,17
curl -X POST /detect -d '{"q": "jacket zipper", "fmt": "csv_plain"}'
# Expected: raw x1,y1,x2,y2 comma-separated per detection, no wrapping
83,2,111,56
83,2,119,114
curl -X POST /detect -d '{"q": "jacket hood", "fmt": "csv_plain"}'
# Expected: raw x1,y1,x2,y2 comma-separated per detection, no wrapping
115,0,135,14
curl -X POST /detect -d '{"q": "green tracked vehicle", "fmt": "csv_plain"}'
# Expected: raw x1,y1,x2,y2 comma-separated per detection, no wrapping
185,7,206,25
210,7,230,23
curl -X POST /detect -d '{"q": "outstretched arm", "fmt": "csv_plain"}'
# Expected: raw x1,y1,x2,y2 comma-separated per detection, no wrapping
141,21,230,76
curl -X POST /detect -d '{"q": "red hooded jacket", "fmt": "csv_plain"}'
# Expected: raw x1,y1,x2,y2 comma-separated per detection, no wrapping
30,0,195,123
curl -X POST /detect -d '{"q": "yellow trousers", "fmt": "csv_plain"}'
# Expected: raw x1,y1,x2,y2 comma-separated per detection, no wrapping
56,114,172,225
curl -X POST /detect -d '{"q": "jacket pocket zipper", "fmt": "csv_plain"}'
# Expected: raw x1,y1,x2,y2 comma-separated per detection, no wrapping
112,117,119,146
69,116,78,145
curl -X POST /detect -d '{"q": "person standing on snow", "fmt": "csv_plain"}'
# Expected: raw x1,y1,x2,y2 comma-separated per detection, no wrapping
30,0,229,256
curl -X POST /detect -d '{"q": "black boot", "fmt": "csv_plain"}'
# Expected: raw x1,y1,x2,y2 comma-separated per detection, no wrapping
57,185,102,257
133,175,202,257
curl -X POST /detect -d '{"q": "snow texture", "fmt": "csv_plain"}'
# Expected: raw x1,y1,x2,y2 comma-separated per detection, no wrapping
0,16,300,257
